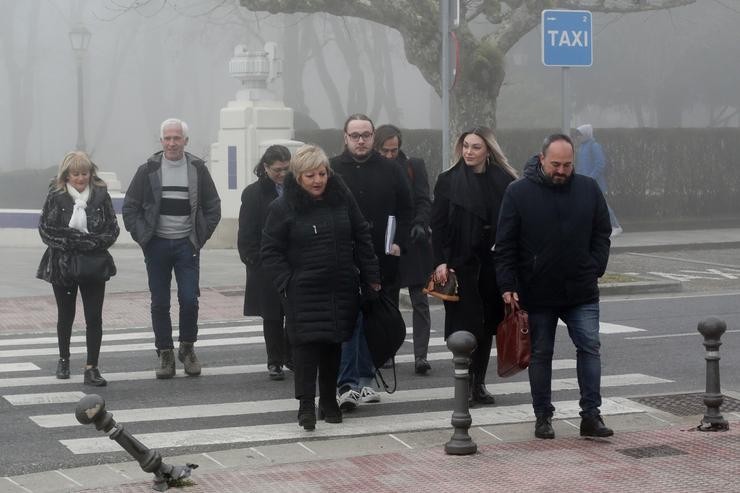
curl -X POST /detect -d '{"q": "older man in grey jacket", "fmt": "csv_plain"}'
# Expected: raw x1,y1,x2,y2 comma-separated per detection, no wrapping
123,118,221,379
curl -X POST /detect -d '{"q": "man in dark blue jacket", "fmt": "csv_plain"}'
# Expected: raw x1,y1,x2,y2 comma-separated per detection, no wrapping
495,134,613,440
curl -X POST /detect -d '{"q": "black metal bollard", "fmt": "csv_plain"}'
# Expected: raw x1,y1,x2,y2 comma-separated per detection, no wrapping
445,330,478,455
696,317,729,431
75,394,198,491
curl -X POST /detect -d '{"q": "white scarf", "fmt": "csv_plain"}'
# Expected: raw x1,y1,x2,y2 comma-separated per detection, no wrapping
66,184,90,233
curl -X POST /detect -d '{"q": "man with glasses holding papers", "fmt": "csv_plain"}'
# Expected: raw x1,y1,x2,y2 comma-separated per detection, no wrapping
330,113,413,409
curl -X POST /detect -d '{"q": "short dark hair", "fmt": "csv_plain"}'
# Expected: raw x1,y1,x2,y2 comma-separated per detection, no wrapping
541,133,574,156
253,144,292,177
374,124,403,151
343,113,374,133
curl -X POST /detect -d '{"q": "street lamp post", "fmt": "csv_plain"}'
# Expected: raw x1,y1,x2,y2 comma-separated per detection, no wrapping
69,25,91,153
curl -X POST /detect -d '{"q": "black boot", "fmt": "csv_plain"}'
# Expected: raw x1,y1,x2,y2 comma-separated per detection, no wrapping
580,415,614,438
297,398,316,431
472,382,496,405
318,398,342,423
83,367,107,387
56,358,70,380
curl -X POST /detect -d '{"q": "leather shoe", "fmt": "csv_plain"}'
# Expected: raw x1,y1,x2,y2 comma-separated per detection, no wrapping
318,400,343,423
83,367,107,387
55,358,70,379
535,416,555,439
472,383,496,405
414,357,431,375
268,365,284,381
298,399,316,431
580,415,614,438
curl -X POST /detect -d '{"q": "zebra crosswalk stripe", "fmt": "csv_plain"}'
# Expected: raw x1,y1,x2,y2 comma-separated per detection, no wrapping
59,397,648,454
0,354,576,389
28,374,670,428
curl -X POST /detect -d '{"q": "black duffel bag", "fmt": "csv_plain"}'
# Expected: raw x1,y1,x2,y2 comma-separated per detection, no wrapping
362,290,406,393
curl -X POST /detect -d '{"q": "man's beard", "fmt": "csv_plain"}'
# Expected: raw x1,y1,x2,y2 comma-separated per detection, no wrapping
349,147,372,162
539,166,571,187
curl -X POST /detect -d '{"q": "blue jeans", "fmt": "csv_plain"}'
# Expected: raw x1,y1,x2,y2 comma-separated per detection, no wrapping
144,236,200,350
337,312,376,393
528,302,602,418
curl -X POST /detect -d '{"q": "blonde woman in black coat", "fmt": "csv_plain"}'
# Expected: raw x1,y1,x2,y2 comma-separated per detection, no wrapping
431,127,517,406
37,151,120,386
238,145,292,381
261,144,380,431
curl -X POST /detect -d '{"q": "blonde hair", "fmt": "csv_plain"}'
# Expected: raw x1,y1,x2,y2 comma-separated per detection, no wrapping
55,151,105,191
453,126,518,178
290,144,332,179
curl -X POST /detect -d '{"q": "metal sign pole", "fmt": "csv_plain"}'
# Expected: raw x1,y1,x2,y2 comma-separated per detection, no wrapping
561,66,570,135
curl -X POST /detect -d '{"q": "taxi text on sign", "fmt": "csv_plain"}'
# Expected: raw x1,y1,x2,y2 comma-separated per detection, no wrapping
541,10,592,67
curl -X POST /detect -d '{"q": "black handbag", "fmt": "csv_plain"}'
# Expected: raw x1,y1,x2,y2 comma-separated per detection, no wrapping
362,290,406,393
65,251,116,284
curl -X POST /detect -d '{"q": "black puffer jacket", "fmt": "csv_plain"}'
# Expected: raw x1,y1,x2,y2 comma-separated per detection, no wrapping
260,173,380,346
495,155,611,309
36,183,120,286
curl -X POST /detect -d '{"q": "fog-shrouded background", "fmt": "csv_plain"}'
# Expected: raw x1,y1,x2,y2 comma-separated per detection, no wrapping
1,0,738,189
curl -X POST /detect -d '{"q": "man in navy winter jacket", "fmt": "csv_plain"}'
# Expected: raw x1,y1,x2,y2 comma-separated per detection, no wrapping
495,134,613,440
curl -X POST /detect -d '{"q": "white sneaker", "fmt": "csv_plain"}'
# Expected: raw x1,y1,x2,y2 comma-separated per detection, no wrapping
359,386,381,403
610,226,623,238
337,389,360,411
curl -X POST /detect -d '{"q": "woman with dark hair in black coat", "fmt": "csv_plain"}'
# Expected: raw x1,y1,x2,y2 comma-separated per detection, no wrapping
431,126,517,406
238,145,292,381
261,144,380,431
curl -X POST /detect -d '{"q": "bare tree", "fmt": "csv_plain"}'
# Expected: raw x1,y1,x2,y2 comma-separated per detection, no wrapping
0,0,41,170
239,0,697,131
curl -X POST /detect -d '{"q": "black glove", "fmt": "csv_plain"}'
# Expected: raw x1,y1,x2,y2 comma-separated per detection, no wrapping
410,224,429,243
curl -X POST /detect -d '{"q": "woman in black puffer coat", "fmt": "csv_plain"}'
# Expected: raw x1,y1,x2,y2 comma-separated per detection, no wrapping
261,144,380,431
37,151,120,386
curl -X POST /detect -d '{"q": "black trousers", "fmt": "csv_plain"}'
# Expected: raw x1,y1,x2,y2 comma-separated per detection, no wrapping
293,342,341,403
263,318,290,368
52,282,106,367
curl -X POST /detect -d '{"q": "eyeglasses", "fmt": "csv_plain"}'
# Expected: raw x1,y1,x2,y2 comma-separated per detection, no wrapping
267,166,289,175
347,132,374,142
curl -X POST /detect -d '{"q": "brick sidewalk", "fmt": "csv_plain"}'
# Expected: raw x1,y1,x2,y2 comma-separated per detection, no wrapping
75,423,740,493
0,287,247,335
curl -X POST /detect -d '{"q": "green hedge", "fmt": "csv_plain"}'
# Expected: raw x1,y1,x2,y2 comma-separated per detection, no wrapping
296,128,740,227
3,129,739,228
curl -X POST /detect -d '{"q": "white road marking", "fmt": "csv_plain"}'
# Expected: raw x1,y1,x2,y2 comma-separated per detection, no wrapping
0,354,576,390
388,434,413,449
558,321,645,334
0,363,40,372
0,325,421,348
54,469,83,486
626,329,739,340
476,427,503,441
60,397,647,454
0,336,265,358
3,391,86,406
296,442,317,455
0,325,263,347
2,477,32,493
31,374,669,428
201,453,226,468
